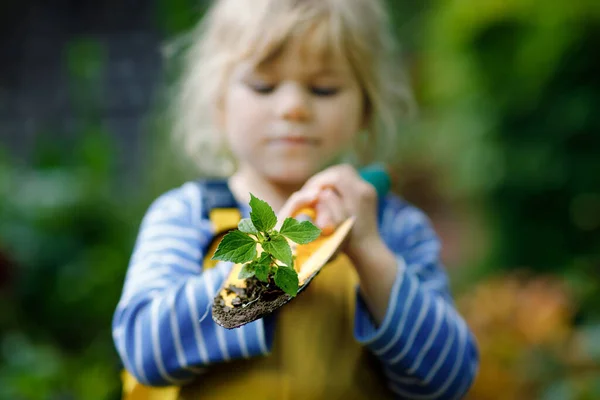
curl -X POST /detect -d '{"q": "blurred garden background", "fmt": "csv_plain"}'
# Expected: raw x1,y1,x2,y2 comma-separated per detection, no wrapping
1,0,599,399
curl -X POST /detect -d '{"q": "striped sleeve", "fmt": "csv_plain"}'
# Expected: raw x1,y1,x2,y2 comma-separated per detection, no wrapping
353,197,479,399
112,182,272,386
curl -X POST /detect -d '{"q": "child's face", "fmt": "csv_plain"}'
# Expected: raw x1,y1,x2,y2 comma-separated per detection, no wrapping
219,35,365,187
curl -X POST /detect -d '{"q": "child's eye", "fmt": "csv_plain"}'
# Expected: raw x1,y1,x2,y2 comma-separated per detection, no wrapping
249,82,276,94
310,86,339,96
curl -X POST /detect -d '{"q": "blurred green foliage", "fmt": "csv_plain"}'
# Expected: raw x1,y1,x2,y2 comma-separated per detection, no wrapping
0,1,598,399
414,0,600,320
0,132,144,399
411,1,600,398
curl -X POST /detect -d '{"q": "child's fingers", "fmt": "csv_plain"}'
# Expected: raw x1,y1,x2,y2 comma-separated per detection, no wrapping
276,187,321,227
303,164,362,206
319,188,347,224
315,189,347,235
315,203,336,236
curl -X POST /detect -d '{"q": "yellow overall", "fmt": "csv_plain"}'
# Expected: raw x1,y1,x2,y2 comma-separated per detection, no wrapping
121,207,393,400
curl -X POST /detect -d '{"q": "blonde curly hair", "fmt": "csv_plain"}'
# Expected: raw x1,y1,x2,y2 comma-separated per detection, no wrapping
169,0,413,177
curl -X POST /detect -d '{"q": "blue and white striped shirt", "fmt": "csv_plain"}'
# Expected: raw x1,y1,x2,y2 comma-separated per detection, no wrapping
112,181,479,399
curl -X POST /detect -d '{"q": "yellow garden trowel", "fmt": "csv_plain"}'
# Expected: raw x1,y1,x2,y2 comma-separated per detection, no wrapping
212,165,391,329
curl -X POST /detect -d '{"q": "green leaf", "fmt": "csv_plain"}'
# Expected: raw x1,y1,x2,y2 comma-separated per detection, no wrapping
238,218,259,235
254,252,272,282
262,234,293,267
238,263,256,279
212,230,257,264
280,217,322,244
274,266,299,297
249,193,277,232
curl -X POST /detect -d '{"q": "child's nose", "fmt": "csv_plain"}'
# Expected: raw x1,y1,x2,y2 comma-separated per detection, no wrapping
276,83,311,122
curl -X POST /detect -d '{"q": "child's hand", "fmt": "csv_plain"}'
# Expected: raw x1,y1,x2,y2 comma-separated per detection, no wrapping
281,164,382,261
281,164,398,323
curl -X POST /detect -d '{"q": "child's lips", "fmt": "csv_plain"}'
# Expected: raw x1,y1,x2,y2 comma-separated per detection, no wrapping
268,136,320,147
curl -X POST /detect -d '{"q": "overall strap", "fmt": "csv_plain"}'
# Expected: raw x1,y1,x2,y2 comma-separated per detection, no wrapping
198,180,239,217
197,179,242,270
197,179,242,234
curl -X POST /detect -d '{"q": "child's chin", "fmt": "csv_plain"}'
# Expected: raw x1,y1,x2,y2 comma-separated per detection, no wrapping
264,163,319,186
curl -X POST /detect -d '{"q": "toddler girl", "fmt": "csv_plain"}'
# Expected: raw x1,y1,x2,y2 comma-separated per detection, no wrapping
113,0,479,398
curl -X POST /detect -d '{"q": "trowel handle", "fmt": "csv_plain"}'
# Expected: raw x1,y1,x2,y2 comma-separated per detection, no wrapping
358,163,391,199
